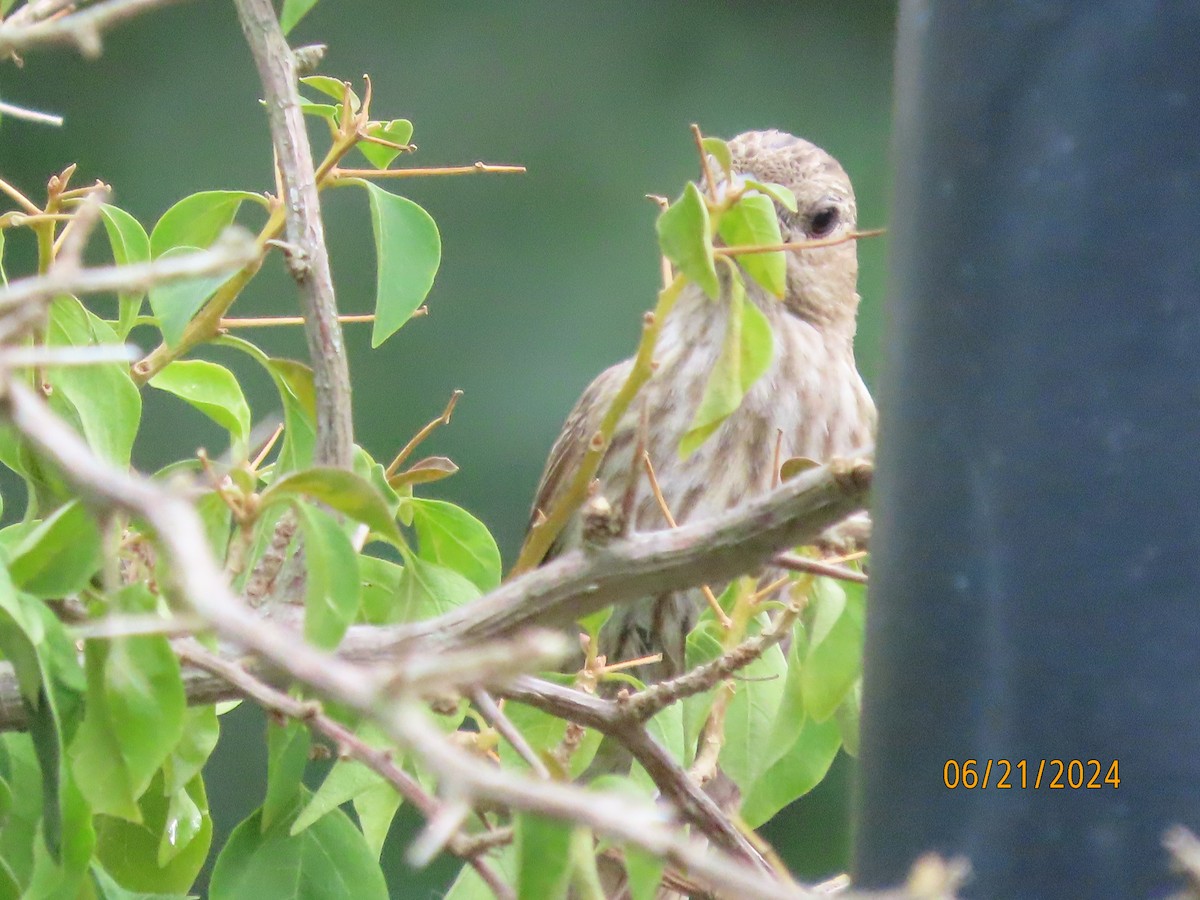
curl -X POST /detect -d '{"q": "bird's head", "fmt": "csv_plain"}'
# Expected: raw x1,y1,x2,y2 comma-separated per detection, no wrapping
721,130,860,334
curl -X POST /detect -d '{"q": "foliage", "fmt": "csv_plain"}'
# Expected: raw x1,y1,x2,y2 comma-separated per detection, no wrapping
0,2,867,897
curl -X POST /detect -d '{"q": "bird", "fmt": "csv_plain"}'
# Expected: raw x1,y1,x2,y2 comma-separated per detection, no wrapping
529,129,875,682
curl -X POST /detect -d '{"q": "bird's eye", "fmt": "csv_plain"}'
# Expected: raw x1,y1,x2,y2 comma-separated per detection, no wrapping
807,206,840,238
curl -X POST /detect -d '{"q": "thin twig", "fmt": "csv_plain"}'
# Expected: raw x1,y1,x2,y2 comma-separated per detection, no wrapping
72,613,209,641
0,232,258,345
642,450,732,628
218,313,381,329
0,176,41,214
0,344,140,368
387,389,463,476
331,162,526,180
691,123,718,200
512,273,691,574
774,552,867,584
501,675,767,868
0,231,258,311
470,687,551,779
715,228,887,257
0,99,63,126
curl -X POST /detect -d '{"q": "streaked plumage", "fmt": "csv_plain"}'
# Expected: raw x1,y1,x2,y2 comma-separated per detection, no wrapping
531,130,875,679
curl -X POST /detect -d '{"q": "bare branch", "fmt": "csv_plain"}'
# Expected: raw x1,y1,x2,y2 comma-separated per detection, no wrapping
177,641,515,900
0,231,258,344
0,0,192,59
0,98,63,126
234,0,353,468
0,454,872,733
501,675,766,867
387,454,872,652
469,687,551,780
0,229,257,312
392,704,816,900
774,551,868,584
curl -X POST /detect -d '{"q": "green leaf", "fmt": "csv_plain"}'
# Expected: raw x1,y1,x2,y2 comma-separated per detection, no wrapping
148,359,252,451
293,502,360,649
739,715,841,828
407,498,501,592
0,576,93,877
837,679,862,757
701,136,732,180
359,555,404,625
656,181,718,298
353,445,402,520
266,359,318,471
298,75,358,110
93,769,212,893
261,467,403,546
281,0,321,34
262,721,310,833
0,590,47,718
625,847,665,900
210,801,387,899
515,814,571,900
8,501,101,598
743,178,798,213
679,270,773,457
71,585,186,821
149,191,258,258
395,556,479,621
361,181,441,348
801,579,866,722
357,119,414,169
216,336,317,471
0,734,43,886
681,622,724,764
300,102,339,122
147,246,237,347
352,779,402,861
162,705,219,795
718,642,788,791
46,296,141,467
291,757,390,837
718,192,786,297
99,204,152,338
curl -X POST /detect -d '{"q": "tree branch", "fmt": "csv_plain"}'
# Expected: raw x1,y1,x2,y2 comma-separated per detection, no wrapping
0,231,258,343
177,641,515,900
0,454,871,732
0,0,192,59
233,0,353,468
384,454,872,652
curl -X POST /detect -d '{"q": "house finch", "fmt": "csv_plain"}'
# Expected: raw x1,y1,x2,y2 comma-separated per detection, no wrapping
530,129,874,680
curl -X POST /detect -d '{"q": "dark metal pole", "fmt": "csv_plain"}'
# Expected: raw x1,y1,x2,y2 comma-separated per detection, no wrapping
856,3,1200,897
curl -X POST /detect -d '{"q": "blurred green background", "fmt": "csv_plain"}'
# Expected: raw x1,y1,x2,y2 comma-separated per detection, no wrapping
0,0,894,894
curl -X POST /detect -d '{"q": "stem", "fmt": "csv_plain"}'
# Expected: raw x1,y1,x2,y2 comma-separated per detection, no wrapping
330,162,526,180
131,205,283,383
511,273,688,575
715,227,886,258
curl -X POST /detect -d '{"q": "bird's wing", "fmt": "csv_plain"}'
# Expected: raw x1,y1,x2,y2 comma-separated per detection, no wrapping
528,359,633,542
